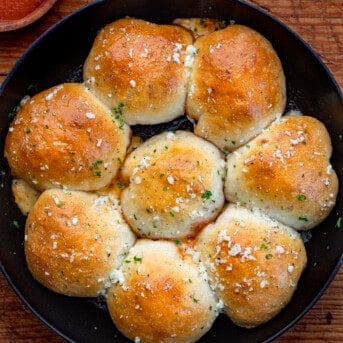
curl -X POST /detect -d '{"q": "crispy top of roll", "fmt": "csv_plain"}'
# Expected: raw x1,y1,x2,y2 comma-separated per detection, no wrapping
25,189,135,297
84,18,193,125
187,24,286,151
107,239,219,343
4,83,131,191
225,114,338,230
120,131,225,239
196,204,307,328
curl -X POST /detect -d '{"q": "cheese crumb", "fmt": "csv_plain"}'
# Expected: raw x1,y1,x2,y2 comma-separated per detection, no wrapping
71,217,79,226
260,280,269,288
229,243,241,256
86,112,96,119
275,245,285,254
167,176,175,185
288,265,294,273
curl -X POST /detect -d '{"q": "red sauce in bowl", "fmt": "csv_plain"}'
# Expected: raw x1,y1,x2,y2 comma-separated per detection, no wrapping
0,0,44,20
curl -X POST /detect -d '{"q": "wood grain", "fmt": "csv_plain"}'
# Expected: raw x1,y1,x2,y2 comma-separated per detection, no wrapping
0,0,342,342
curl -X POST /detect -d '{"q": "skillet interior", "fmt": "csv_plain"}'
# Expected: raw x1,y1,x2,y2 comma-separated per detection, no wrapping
0,1,342,342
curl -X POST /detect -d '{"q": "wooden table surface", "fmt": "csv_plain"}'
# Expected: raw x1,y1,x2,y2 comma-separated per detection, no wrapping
0,0,342,342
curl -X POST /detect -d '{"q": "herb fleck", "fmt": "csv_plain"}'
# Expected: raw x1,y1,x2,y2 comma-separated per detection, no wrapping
298,216,308,222
112,103,125,129
202,190,212,200
11,220,20,229
190,296,199,303
27,83,38,92
265,253,273,260
335,216,342,229
90,160,103,170
133,256,143,263
116,182,124,189
8,105,20,119
260,243,268,250
297,194,307,201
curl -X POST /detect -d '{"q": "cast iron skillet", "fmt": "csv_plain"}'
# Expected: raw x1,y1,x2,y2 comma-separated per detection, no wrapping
0,0,342,342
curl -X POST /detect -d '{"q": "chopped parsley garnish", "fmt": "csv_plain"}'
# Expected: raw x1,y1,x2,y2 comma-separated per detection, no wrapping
133,256,143,263
202,190,212,200
8,105,20,119
27,83,38,92
93,171,102,177
265,253,273,260
112,103,125,129
335,216,342,229
297,194,307,201
11,220,20,229
260,243,268,250
56,201,65,208
25,128,31,133
174,240,181,245
190,296,199,303
90,160,103,170
116,182,124,189
169,211,175,217
298,216,308,222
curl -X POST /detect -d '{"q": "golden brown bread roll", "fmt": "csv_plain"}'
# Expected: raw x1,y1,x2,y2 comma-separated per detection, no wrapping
25,189,136,297
173,17,227,38
4,83,131,192
83,18,194,125
120,130,225,239
225,114,339,230
11,179,40,215
106,239,219,343
186,24,286,152
195,204,307,328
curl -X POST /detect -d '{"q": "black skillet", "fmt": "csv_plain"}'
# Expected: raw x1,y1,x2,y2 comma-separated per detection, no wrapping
0,0,342,342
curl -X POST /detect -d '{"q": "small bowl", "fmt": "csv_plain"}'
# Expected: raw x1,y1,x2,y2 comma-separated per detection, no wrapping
0,0,59,32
